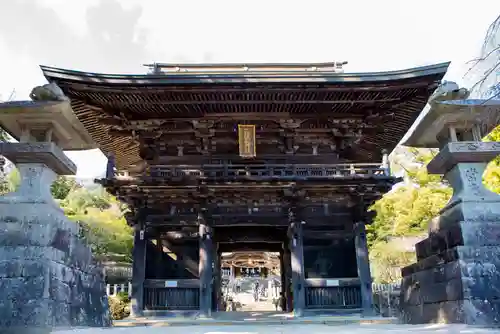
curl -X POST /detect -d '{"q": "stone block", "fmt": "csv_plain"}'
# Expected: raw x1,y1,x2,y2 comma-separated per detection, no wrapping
0,202,78,235
427,141,500,175
0,100,96,151
401,245,500,326
0,260,45,278
0,248,111,329
402,99,500,149
401,297,500,326
415,221,500,261
0,199,111,331
429,201,500,234
0,142,76,175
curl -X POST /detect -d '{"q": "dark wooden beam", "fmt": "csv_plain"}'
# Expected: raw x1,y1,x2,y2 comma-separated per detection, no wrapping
303,230,353,239
215,226,287,243
101,177,394,189
106,98,402,107
144,279,199,289
65,79,439,94
125,113,385,123
146,154,344,166
218,242,283,253
144,215,353,227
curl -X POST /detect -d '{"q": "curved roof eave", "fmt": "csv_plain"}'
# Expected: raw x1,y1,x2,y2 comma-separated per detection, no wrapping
40,62,451,86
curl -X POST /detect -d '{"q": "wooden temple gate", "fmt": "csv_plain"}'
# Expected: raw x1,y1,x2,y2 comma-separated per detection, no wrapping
40,61,449,317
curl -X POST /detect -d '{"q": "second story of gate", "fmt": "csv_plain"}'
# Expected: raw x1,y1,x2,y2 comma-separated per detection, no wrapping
40,61,450,184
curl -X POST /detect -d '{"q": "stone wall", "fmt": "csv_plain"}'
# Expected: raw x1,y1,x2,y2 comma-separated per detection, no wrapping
400,201,500,325
398,139,500,326
400,240,500,325
0,200,111,331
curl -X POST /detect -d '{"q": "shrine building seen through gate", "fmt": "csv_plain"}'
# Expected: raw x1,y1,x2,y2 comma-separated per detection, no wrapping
39,61,450,317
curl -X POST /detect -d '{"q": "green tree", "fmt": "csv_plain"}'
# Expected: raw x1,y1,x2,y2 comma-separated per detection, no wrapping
367,149,452,283
484,125,500,193
0,168,19,195
60,184,132,262
61,186,112,214
367,151,452,246
72,207,133,262
51,176,79,200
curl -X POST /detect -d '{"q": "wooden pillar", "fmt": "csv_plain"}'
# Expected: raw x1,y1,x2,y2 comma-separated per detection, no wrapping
130,223,146,317
212,245,221,311
284,248,293,312
354,221,374,316
289,218,306,317
279,250,286,311
155,237,163,278
199,215,213,317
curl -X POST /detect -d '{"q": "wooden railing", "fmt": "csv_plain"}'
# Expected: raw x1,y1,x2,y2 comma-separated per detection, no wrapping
107,279,398,313
145,163,389,180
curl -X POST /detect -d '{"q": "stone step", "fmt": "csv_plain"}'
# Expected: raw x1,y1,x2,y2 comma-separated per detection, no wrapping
114,314,398,327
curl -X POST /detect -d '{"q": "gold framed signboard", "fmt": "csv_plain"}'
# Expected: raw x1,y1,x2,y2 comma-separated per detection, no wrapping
238,124,256,158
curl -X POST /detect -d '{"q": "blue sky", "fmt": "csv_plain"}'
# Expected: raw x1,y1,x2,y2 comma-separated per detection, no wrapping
0,0,498,178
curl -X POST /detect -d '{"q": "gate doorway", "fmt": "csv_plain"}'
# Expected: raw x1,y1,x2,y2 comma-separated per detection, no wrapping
218,251,281,312
214,240,291,314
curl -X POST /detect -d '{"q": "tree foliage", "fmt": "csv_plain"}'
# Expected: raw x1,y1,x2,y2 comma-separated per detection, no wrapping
484,125,500,193
51,176,79,200
367,150,453,283
62,186,133,262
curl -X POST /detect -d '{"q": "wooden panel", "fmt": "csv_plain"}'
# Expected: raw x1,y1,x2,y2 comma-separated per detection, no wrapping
144,287,199,310
303,238,358,278
305,286,362,309
145,240,199,279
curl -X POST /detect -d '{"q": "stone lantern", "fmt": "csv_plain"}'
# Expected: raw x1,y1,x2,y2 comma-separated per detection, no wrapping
0,86,110,332
400,83,500,326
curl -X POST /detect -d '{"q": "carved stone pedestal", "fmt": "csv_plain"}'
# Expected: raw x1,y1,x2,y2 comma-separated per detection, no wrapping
0,100,109,332
400,142,500,325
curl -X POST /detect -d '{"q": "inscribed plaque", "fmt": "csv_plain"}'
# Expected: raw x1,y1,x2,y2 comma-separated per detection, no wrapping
164,280,178,288
238,124,256,158
326,279,340,287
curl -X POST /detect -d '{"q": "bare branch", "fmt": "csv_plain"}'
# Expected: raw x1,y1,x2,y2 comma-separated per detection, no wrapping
465,14,500,98
480,88,500,105
7,89,15,101
470,61,500,92
464,45,500,77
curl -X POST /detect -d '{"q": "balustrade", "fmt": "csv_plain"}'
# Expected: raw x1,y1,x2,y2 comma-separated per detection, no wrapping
146,204,347,221
140,163,388,180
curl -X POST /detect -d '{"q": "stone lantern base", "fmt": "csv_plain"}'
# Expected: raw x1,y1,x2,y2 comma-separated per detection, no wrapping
0,143,111,332
400,142,500,326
